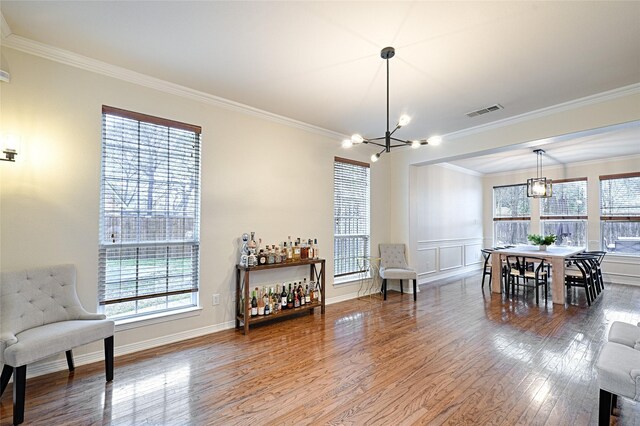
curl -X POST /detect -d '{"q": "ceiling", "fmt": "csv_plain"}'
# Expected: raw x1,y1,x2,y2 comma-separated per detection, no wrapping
446,121,640,175
1,1,640,144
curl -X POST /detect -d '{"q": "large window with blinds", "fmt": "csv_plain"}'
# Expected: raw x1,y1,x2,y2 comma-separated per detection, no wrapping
493,184,530,245
541,178,588,247
99,106,201,319
334,157,370,280
600,172,640,256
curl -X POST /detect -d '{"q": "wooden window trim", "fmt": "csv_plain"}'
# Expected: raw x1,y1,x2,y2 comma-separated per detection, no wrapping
599,171,640,181
600,216,640,221
540,216,588,220
553,177,587,184
334,156,370,168
102,105,202,134
493,217,531,222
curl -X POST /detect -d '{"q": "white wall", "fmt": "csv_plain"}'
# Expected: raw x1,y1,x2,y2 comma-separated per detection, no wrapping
482,155,640,286
409,164,483,284
0,47,391,370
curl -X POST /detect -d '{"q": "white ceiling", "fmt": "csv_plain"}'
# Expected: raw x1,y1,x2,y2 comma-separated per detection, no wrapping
446,121,640,175
1,1,640,144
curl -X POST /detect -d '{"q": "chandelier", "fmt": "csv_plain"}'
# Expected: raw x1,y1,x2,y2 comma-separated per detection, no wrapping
527,149,553,198
342,47,441,162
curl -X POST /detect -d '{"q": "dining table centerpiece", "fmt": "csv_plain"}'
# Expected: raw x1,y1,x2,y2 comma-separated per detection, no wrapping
527,233,557,251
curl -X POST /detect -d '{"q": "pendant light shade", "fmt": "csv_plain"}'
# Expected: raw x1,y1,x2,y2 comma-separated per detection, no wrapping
527,149,553,198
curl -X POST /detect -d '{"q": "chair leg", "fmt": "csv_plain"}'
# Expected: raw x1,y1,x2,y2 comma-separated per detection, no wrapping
13,365,26,425
66,350,75,372
0,364,13,397
611,394,617,414
413,279,417,301
400,279,404,294
599,388,612,426
383,279,387,301
105,336,114,382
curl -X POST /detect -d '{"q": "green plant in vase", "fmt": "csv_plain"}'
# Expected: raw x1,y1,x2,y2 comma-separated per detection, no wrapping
527,234,557,250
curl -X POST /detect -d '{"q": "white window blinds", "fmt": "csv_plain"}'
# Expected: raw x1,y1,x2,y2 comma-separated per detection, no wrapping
541,178,587,218
600,173,640,218
493,184,530,245
334,157,370,278
99,106,201,317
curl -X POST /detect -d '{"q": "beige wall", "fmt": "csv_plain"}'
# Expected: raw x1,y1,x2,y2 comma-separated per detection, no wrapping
0,47,391,362
481,155,640,285
409,164,483,283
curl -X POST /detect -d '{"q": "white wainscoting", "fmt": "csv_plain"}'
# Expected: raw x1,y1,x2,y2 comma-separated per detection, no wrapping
415,237,483,284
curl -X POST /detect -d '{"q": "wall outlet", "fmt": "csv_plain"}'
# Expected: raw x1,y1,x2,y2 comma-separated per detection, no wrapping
212,294,220,306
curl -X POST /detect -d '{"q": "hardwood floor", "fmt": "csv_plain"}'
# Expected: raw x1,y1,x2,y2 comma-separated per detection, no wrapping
2,273,640,425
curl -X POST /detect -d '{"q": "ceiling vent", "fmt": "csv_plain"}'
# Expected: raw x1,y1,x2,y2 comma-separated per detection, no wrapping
466,103,503,118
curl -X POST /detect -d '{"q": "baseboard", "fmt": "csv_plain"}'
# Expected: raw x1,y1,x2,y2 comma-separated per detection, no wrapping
419,265,482,285
604,273,640,287
20,320,236,380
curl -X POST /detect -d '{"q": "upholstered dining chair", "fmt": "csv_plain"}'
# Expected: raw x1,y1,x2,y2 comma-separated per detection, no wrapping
0,264,115,425
379,244,417,301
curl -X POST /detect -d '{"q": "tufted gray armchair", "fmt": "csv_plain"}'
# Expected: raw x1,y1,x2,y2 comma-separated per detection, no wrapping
379,244,418,301
0,264,114,425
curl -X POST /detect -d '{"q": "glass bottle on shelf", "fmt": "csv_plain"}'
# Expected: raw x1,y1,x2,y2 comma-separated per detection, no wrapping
257,287,265,315
294,288,300,308
267,245,275,264
251,289,258,316
281,284,288,309
309,283,315,303
315,281,321,303
300,282,305,306
258,249,267,265
264,288,270,315
287,236,294,262
313,238,319,259
287,283,294,309
305,284,311,304
301,239,309,260
274,245,282,263
293,242,301,261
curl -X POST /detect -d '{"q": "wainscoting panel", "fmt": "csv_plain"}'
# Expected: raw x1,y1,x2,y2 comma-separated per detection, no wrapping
414,238,484,283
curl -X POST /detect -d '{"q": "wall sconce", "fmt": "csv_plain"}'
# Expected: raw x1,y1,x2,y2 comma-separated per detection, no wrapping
1,134,20,162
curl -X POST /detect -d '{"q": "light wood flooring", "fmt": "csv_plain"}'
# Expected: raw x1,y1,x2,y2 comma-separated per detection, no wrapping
2,273,640,425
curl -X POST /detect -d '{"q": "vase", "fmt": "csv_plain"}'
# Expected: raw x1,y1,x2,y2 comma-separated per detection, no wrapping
539,245,547,251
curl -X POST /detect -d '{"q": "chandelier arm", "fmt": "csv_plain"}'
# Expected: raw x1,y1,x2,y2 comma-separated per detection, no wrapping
389,143,409,148
366,141,387,148
368,136,386,142
389,125,402,136
389,137,410,143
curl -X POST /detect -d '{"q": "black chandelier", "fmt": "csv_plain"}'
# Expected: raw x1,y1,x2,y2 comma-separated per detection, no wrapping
342,47,441,162
526,149,553,198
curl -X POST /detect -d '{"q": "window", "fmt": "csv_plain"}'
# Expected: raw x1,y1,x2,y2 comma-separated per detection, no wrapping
541,178,587,247
99,106,201,319
600,172,640,255
493,184,530,245
334,157,370,280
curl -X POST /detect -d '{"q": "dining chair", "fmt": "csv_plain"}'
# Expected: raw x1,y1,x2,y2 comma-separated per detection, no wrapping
564,254,598,306
505,255,548,305
480,249,493,291
378,244,417,301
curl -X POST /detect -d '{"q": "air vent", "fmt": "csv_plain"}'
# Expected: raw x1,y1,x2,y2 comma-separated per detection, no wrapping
466,103,503,118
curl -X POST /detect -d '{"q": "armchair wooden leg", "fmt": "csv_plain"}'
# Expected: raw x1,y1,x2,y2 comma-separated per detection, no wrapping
14,365,26,425
65,350,75,372
599,388,612,426
0,364,13,397
413,279,417,301
400,279,404,294
105,336,114,382
383,279,387,300
611,394,617,414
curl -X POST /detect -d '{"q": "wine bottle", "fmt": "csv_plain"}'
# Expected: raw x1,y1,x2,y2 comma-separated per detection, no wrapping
281,284,288,309
305,284,311,304
257,288,265,315
287,283,294,309
251,290,258,316
300,282,306,306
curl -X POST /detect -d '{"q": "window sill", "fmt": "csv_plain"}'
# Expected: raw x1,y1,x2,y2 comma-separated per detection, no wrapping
334,275,373,286
114,306,203,332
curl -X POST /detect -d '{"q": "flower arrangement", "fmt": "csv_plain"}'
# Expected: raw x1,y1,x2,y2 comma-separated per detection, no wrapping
527,234,557,246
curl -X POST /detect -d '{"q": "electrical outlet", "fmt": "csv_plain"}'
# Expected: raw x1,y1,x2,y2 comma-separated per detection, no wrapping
212,294,220,306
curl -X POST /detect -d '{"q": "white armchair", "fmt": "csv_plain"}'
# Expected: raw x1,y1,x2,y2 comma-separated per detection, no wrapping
0,264,115,425
379,244,418,301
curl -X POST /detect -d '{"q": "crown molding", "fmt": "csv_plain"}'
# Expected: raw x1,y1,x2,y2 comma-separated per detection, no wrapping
436,162,484,177
2,33,638,144
1,34,347,141
443,83,640,141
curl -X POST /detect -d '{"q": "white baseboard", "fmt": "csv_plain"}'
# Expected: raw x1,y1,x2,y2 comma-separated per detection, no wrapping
604,273,640,287
419,265,482,285
20,320,236,380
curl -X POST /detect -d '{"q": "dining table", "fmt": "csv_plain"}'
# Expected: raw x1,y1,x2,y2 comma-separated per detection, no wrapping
491,245,585,305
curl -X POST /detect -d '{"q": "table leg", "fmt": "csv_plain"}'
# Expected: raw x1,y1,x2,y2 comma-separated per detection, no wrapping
491,252,502,293
550,257,566,305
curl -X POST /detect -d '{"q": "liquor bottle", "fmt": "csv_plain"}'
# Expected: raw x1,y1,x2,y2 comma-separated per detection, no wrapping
251,289,258,316
274,245,282,264
305,284,311,304
286,238,293,262
258,249,267,265
264,295,270,315
300,283,306,306
315,281,321,303
266,246,274,264
281,284,288,309
287,283,294,309
281,243,288,263
294,289,300,308
293,242,301,261
257,288,265,315
307,239,314,260
309,283,315,303
301,239,309,260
